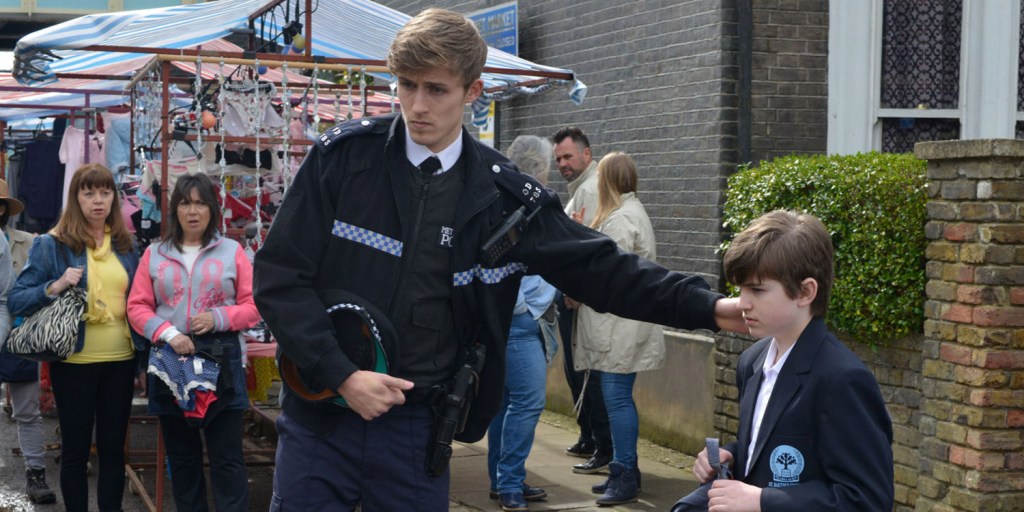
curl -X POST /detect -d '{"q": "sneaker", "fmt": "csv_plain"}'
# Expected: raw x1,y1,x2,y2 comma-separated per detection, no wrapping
565,440,595,458
490,484,547,501
26,468,56,504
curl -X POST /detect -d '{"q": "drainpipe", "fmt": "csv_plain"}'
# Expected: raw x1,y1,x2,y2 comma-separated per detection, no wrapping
738,0,752,166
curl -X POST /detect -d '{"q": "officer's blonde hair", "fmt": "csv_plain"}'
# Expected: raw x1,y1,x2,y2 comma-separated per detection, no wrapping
387,8,489,88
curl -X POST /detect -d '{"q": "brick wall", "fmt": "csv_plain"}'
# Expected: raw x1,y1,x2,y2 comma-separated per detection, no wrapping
913,139,1024,512
748,0,828,164
849,337,924,512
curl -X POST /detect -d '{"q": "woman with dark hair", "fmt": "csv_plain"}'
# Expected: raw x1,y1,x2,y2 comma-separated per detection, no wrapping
128,172,259,511
10,164,146,512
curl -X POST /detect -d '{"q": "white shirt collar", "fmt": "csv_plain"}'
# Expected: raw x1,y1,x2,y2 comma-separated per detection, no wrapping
405,124,463,174
761,338,793,377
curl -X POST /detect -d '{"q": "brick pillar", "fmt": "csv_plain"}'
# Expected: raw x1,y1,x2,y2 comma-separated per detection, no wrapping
914,140,1024,512
712,332,755,441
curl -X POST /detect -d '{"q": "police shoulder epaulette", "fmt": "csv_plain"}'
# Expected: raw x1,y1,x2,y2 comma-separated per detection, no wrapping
490,160,554,212
315,116,390,152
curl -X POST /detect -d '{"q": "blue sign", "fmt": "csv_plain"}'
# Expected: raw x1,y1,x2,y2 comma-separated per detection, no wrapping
468,2,518,56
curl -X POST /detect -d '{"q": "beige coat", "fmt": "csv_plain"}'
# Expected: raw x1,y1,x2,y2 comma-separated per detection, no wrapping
564,160,599,226
6,228,35,275
573,193,665,374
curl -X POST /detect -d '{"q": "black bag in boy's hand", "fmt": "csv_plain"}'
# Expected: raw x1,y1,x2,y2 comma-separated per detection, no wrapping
670,437,733,512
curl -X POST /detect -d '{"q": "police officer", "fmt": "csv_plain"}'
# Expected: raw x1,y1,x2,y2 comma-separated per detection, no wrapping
253,8,744,512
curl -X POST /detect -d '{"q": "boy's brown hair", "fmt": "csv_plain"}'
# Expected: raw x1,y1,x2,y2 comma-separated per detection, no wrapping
723,209,834,316
387,8,489,88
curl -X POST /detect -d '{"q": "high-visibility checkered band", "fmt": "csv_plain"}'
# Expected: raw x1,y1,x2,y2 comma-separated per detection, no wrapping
332,221,403,257
453,262,527,286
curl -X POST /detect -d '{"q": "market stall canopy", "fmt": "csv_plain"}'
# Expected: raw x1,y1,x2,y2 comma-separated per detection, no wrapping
12,0,586,114
0,36,394,123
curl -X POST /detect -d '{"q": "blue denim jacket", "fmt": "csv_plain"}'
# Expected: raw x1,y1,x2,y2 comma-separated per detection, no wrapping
9,234,147,354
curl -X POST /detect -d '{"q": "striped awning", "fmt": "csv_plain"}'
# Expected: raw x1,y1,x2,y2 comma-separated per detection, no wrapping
12,0,585,114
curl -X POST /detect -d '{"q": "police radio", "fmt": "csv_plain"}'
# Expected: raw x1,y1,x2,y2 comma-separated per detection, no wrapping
480,206,541,266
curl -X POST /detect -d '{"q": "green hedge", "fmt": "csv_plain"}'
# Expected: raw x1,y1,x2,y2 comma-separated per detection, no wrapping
721,152,928,342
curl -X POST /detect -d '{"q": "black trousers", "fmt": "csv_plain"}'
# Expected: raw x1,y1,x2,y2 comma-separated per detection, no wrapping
271,405,448,511
50,359,136,512
557,298,612,453
160,409,248,512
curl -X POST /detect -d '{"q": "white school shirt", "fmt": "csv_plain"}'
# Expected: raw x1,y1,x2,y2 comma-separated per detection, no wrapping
746,338,794,476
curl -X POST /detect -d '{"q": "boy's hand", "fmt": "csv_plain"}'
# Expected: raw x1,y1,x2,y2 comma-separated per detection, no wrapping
708,479,762,511
693,447,734,483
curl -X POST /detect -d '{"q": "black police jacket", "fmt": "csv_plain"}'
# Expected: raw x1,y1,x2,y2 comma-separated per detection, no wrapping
254,114,724,442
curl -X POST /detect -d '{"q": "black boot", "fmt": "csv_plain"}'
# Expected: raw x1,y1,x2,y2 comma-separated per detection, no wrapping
26,468,57,504
592,465,641,493
595,462,639,506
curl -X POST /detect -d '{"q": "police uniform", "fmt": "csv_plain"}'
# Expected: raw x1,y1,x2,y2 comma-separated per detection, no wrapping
254,114,725,511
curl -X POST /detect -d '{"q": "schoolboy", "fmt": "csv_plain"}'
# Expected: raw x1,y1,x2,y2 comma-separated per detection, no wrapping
691,210,894,511
254,8,744,511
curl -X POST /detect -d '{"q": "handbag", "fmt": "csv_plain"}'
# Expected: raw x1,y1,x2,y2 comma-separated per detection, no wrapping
5,242,87,362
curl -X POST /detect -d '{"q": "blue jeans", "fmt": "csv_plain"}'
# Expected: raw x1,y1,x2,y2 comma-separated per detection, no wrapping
487,313,547,493
600,371,638,471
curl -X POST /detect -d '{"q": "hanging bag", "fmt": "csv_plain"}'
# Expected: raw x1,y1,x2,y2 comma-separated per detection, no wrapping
6,242,86,362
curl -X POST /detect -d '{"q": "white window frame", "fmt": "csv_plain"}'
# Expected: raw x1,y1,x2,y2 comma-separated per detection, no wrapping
828,0,1020,154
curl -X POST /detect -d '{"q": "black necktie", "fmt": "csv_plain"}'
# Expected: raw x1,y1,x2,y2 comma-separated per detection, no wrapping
419,156,442,177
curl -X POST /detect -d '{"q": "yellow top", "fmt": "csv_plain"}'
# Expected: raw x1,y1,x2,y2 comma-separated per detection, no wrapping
65,233,133,364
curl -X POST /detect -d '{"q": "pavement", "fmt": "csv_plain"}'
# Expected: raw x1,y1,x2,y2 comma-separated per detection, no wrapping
449,410,702,511
0,391,702,511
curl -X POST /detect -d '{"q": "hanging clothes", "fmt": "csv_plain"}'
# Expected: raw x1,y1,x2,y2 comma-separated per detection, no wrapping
102,112,133,177
18,139,63,230
219,80,285,152
58,125,106,210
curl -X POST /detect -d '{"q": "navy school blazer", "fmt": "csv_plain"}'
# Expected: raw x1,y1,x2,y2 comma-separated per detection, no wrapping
724,317,895,511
